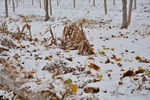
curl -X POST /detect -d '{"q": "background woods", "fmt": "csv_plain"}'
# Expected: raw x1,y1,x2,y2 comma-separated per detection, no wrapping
2,0,137,28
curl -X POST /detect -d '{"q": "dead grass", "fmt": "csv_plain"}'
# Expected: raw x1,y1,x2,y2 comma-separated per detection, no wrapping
0,21,9,34
12,23,32,40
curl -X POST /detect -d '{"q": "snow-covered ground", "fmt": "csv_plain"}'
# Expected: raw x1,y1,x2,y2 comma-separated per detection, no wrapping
0,0,150,99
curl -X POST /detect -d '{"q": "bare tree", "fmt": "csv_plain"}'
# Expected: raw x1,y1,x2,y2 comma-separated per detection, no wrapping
9,0,11,5
39,0,41,8
89,0,91,4
32,0,34,5
104,0,107,15
113,0,115,5
93,0,95,7
44,0,46,11
49,0,52,15
128,0,133,24
12,0,15,12
122,0,128,28
5,0,8,17
16,0,18,7
134,0,136,9
45,0,49,21
73,0,75,8
57,0,59,6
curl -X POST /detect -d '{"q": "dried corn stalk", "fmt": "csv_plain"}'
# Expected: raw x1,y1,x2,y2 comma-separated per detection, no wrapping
0,21,9,34
61,24,94,55
12,23,32,40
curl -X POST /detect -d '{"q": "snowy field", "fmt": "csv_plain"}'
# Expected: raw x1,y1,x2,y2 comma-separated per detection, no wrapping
0,0,150,99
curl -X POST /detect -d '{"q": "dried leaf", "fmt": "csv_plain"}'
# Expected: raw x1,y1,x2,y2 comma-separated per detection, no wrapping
135,69,145,74
84,87,99,93
135,56,141,61
64,78,72,84
118,81,123,85
120,69,125,71
116,58,122,61
66,57,73,61
45,46,48,50
9,60,13,64
21,46,26,48
17,40,21,44
88,57,94,60
20,66,24,71
34,38,38,42
70,84,77,94
15,97,24,100
111,48,115,51
96,73,103,80
105,58,110,64
88,63,100,71
52,96,60,100
112,55,121,61
29,71,35,74
84,53,89,56
123,70,135,78
98,50,105,56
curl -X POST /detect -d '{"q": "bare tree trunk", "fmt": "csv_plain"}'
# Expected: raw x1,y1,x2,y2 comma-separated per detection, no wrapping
73,0,75,8
104,0,107,15
16,0,18,7
113,0,115,5
128,0,133,24
89,0,91,4
57,0,58,6
122,0,128,28
9,0,11,5
12,0,15,12
44,0,46,11
49,0,52,15
45,0,49,21
32,0,34,5
134,0,136,9
39,0,41,8
5,0,8,17
93,0,95,7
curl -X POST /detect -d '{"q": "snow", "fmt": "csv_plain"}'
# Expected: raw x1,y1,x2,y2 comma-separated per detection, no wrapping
0,0,150,99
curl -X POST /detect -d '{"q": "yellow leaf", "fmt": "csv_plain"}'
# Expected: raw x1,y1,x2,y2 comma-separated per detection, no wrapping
70,84,77,94
138,66,141,70
17,40,21,44
9,60,13,64
116,58,121,61
98,50,105,56
20,66,24,71
15,97,24,100
64,78,72,84
66,57,73,61
96,73,103,80
46,62,49,65
111,48,115,51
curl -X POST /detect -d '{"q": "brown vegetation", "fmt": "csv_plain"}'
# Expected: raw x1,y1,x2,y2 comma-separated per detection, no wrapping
60,24,94,55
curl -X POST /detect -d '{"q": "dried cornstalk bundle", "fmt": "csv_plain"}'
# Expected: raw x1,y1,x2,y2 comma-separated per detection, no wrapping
61,24,94,55
1,38,15,49
12,23,32,40
0,21,9,34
